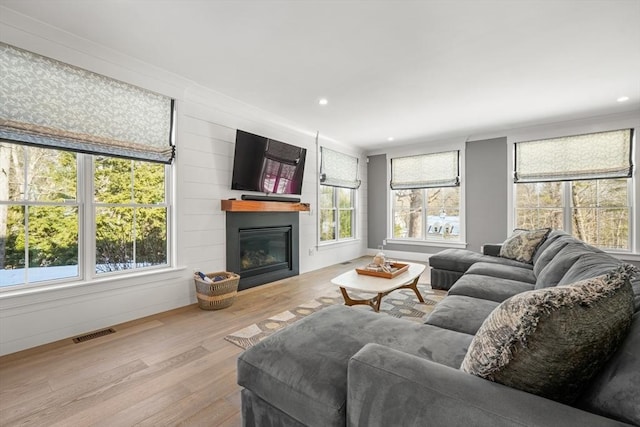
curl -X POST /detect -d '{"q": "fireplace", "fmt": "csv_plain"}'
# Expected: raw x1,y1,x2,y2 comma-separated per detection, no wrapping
226,211,299,290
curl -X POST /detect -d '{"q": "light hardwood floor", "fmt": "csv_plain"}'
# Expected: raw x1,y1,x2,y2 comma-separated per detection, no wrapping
0,256,401,426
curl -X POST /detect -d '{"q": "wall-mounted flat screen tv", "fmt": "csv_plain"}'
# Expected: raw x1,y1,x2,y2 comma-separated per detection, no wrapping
231,130,307,195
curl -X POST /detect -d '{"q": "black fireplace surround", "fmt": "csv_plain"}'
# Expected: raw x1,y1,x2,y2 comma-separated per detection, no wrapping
226,212,300,290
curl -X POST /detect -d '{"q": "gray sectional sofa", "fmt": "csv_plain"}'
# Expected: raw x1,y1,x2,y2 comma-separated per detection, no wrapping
237,230,640,426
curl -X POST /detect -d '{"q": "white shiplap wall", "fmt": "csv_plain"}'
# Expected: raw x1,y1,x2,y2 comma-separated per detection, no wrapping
0,10,368,356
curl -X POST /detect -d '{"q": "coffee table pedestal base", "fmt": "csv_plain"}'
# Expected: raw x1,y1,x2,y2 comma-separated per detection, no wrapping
339,277,424,312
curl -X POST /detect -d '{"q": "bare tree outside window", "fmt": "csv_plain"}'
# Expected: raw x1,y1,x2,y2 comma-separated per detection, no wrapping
392,187,460,241
514,179,630,250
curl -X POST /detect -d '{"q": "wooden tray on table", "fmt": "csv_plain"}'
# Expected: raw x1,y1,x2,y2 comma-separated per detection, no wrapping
355,262,409,279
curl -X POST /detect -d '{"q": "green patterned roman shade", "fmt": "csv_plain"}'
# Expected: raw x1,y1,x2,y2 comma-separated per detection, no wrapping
0,43,175,164
390,150,460,190
514,129,633,183
320,147,361,189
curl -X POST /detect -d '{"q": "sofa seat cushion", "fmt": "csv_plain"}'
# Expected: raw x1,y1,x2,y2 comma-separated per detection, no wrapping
448,274,535,303
577,312,640,425
535,242,600,289
429,249,532,274
467,262,536,284
237,305,473,427
425,295,499,335
460,266,635,404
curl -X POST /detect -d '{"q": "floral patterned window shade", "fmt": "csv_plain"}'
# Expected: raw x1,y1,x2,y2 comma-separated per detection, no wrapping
514,129,633,183
390,150,459,190
319,147,361,189
0,43,175,164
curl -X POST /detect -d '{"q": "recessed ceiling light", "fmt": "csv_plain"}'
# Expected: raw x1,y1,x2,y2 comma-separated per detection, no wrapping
387,137,394,141
318,98,328,106
617,96,630,103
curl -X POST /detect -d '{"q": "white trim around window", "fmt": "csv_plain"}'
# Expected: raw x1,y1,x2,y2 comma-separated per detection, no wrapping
0,145,174,293
386,142,467,246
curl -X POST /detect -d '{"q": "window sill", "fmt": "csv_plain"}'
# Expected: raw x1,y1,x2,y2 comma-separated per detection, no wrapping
0,266,188,308
606,251,640,262
386,238,468,249
317,238,361,250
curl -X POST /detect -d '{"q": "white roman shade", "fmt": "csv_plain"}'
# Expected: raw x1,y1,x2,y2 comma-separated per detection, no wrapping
390,150,459,189
514,129,633,183
320,147,361,189
0,43,175,164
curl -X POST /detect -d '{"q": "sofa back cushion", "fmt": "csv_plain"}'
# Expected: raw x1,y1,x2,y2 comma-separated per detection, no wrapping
557,252,622,287
576,312,640,425
531,230,571,265
460,265,636,404
534,242,599,289
532,234,575,277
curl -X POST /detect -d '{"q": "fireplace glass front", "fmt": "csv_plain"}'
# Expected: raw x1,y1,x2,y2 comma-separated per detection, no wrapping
239,226,292,278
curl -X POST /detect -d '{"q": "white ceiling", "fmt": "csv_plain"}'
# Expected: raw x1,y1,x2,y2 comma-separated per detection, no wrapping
1,0,639,150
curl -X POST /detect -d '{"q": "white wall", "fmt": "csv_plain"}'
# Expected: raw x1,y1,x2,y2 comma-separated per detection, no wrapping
0,9,367,356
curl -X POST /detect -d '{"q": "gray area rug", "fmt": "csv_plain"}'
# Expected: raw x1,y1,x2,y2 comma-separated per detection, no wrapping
225,284,446,350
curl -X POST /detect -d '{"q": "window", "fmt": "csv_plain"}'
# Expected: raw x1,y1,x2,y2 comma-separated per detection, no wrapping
0,43,175,289
390,151,461,242
318,147,360,243
515,179,631,250
0,144,79,286
514,129,634,251
94,156,168,273
0,143,170,287
320,186,355,241
392,187,460,240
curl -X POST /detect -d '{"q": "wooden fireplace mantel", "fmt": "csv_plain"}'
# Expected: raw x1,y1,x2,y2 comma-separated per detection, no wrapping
221,200,311,212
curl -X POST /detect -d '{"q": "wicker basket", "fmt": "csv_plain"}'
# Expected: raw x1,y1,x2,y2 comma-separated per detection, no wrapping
194,272,240,310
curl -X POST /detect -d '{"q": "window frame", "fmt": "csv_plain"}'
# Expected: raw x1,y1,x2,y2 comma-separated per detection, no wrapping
386,144,466,248
390,186,462,243
318,184,357,244
507,122,639,257
513,178,633,251
0,143,173,291
89,155,171,279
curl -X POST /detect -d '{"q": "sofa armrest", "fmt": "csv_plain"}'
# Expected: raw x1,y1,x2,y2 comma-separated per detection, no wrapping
347,344,630,427
481,243,502,257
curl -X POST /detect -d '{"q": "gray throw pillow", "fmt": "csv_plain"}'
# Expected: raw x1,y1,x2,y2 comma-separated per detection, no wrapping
499,228,550,264
460,265,636,403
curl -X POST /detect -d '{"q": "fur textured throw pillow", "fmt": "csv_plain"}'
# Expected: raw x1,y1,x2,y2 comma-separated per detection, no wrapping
499,228,550,264
460,264,636,403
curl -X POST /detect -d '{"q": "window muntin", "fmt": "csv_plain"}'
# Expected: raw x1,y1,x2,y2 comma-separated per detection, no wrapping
320,185,355,242
0,143,170,288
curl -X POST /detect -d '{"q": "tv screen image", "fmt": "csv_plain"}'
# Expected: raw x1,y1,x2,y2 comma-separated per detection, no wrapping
231,130,307,195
